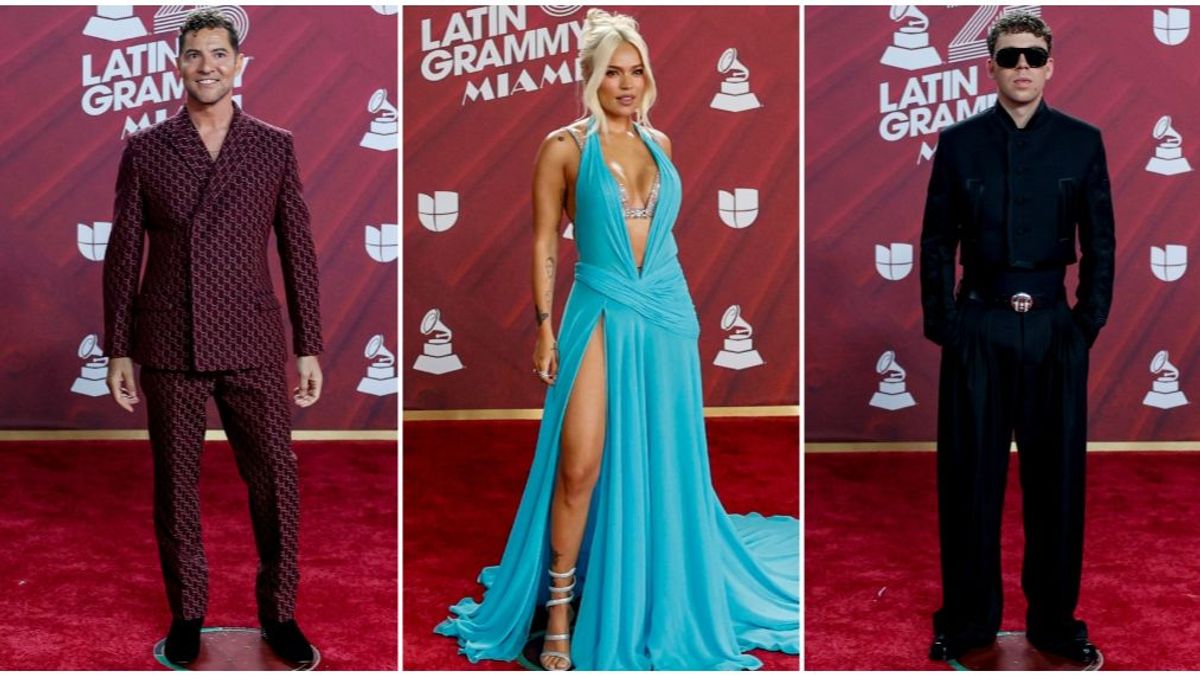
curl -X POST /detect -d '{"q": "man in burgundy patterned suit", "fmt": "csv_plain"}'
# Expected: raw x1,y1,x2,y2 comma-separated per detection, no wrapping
102,9,322,665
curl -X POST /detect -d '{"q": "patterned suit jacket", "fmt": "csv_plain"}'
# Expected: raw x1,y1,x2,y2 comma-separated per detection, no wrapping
103,102,323,372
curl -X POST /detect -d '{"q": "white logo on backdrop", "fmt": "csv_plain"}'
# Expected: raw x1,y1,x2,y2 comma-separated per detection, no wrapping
880,5,943,70
710,48,762,112
869,350,917,410
876,243,914,280
563,221,575,239
413,309,465,374
1146,115,1193,175
365,224,398,262
717,188,759,229
357,334,398,396
70,334,110,397
917,142,937,164
713,304,764,370
1151,244,1187,281
78,222,112,261
1154,8,1190,45
418,191,459,232
1144,350,1189,409
540,6,582,17
360,88,398,151
81,6,251,139
82,6,148,41
371,5,399,15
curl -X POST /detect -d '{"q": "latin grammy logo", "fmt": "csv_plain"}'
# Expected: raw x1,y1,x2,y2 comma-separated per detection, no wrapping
70,334,110,397
356,334,398,396
78,221,112,261
418,191,459,232
1154,8,1190,46
868,350,916,410
879,5,943,71
1146,115,1193,175
413,309,464,375
1151,244,1187,282
875,243,913,281
1143,350,1188,409
371,5,399,15
717,188,759,229
541,6,583,18
360,88,398,151
709,48,762,112
82,6,148,42
563,220,574,239
713,305,764,370
365,224,398,263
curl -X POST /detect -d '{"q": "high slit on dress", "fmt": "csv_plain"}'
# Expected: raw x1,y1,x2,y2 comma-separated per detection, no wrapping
434,121,799,670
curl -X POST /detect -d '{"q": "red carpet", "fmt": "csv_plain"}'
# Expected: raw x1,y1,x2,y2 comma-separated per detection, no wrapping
806,450,1200,670
0,440,396,670
404,417,799,670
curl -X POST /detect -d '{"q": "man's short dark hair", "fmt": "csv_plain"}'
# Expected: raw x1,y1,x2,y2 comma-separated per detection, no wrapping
987,11,1052,56
178,8,240,54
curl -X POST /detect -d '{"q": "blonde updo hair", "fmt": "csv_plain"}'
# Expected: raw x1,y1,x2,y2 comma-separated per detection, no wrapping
577,9,657,136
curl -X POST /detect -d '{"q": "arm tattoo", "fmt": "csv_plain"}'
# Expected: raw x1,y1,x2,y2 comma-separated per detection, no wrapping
537,256,556,326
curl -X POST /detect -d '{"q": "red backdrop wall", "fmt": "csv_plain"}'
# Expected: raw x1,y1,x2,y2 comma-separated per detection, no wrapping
403,5,799,411
0,5,397,431
806,5,1200,441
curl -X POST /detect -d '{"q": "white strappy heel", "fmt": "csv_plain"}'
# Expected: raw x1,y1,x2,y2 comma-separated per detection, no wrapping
540,566,576,671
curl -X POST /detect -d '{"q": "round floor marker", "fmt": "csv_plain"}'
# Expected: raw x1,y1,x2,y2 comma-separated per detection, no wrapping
152,626,320,671
948,631,1102,671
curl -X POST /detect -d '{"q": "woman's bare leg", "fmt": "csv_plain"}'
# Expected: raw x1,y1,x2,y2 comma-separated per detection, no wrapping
543,318,606,669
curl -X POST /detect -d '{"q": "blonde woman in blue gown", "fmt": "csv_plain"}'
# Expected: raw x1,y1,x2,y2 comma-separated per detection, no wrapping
435,9,799,670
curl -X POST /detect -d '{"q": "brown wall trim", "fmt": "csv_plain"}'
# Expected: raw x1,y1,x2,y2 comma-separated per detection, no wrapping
404,406,801,421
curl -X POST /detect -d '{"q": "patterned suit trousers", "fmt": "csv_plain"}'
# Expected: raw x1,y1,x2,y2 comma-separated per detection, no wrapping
141,365,300,622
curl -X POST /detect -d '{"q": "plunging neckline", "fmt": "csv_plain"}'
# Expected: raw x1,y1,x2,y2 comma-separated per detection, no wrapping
590,123,663,279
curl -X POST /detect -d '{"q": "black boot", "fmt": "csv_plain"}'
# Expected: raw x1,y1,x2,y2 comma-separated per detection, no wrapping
164,617,203,664
261,617,314,663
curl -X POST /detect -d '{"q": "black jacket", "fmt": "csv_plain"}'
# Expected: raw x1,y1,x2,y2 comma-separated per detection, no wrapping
920,100,1115,346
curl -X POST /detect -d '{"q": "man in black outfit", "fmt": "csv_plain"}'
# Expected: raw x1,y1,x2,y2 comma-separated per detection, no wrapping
919,12,1114,664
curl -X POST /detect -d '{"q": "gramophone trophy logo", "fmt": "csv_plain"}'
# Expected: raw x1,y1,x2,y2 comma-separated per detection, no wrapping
370,5,399,15
413,308,464,374
709,48,762,112
78,221,112,261
1146,115,1193,175
418,191,459,232
713,304,764,370
356,334,398,396
1151,244,1187,282
880,5,943,71
1154,8,1190,45
868,349,916,410
360,88,398,151
1143,350,1188,409
875,242,913,281
70,334,110,397
82,6,148,41
717,188,759,229
365,223,398,263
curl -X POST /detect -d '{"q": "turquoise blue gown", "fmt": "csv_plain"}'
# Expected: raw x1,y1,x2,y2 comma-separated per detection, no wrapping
434,121,799,670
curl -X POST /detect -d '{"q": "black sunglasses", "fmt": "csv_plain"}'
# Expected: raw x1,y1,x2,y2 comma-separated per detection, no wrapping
993,46,1050,68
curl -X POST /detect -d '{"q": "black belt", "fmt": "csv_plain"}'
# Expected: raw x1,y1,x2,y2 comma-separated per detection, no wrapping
963,287,1065,312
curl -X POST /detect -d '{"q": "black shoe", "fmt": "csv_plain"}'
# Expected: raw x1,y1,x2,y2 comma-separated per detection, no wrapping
1028,634,1099,664
164,617,203,664
929,632,994,661
260,618,314,664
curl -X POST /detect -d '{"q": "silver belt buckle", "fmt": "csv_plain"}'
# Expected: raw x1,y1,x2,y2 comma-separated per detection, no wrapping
1010,292,1033,313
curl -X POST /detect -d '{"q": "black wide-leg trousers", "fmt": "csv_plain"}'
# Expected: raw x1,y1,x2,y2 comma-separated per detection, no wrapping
141,365,300,622
933,298,1089,645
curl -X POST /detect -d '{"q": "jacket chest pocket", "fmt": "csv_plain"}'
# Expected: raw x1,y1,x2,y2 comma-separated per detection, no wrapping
1057,178,1079,242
